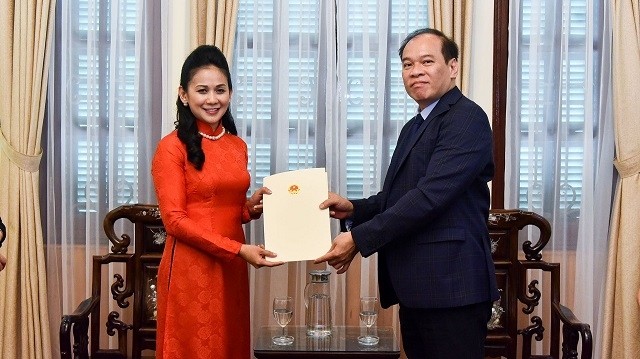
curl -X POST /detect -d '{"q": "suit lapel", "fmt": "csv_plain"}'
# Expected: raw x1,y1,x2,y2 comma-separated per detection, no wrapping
385,87,463,189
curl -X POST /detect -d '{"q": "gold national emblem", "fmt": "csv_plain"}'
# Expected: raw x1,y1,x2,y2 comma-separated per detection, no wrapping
288,185,300,194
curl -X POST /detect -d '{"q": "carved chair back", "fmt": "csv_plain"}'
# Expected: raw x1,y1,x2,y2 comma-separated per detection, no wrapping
60,204,165,358
485,209,591,359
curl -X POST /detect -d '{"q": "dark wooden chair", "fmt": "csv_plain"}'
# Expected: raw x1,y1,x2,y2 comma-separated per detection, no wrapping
485,209,592,359
60,204,164,359
60,205,592,359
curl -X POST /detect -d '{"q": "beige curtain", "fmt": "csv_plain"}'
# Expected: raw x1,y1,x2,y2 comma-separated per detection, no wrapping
191,0,239,63
601,1,640,358
428,0,473,94
0,1,56,358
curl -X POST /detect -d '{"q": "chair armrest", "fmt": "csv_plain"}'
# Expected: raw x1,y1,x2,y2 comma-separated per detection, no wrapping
552,301,593,359
60,296,99,359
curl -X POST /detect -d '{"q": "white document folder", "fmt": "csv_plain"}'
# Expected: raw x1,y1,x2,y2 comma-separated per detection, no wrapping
262,168,332,262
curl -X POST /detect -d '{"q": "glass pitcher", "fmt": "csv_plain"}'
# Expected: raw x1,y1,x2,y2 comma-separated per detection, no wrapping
304,270,332,337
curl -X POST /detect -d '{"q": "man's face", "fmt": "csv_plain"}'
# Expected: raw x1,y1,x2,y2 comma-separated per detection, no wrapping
401,33,458,109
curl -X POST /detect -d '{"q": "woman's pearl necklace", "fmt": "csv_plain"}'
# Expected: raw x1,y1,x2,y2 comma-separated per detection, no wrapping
199,127,226,141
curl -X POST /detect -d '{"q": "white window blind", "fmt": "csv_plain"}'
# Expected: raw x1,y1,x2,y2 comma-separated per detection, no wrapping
235,0,427,198
73,0,139,212
516,0,593,212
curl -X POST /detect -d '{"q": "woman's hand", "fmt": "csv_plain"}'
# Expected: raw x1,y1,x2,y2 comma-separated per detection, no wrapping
239,244,284,268
246,187,272,219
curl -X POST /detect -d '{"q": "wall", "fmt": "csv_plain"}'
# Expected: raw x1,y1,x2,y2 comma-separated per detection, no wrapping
162,0,191,136
468,1,495,120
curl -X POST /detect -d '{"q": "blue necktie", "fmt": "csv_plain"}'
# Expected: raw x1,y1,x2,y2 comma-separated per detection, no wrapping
407,113,423,140
391,114,423,174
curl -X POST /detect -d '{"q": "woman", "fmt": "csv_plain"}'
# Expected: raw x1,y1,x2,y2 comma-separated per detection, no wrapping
151,45,283,359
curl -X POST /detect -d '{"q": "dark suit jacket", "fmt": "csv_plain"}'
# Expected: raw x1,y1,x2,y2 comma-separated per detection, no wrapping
350,86,499,309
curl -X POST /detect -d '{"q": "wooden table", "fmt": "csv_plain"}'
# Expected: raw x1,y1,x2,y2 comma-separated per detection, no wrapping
254,326,400,358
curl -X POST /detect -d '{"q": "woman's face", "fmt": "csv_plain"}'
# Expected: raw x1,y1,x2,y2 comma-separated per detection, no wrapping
179,65,232,130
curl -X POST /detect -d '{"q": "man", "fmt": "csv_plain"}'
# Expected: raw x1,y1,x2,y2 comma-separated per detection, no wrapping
315,28,499,359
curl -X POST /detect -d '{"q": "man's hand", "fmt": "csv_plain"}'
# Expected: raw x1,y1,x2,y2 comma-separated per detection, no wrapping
319,192,354,220
239,244,284,268
314,232,358,274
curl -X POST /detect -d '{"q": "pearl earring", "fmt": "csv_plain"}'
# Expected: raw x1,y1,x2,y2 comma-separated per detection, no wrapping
183,102,188,107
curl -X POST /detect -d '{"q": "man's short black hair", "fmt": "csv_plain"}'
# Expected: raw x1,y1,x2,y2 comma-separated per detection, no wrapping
398,28,459,62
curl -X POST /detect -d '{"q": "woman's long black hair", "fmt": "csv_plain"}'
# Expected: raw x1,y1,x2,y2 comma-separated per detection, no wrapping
175,45,238,170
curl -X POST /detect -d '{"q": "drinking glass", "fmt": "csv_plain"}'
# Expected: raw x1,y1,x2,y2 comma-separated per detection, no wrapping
357,296,379,345
272,296,294,345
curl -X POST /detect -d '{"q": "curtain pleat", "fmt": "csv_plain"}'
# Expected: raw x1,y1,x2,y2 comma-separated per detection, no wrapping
191,0,239,64
0,1,56,358
601,1,640,358
428,0,473,94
